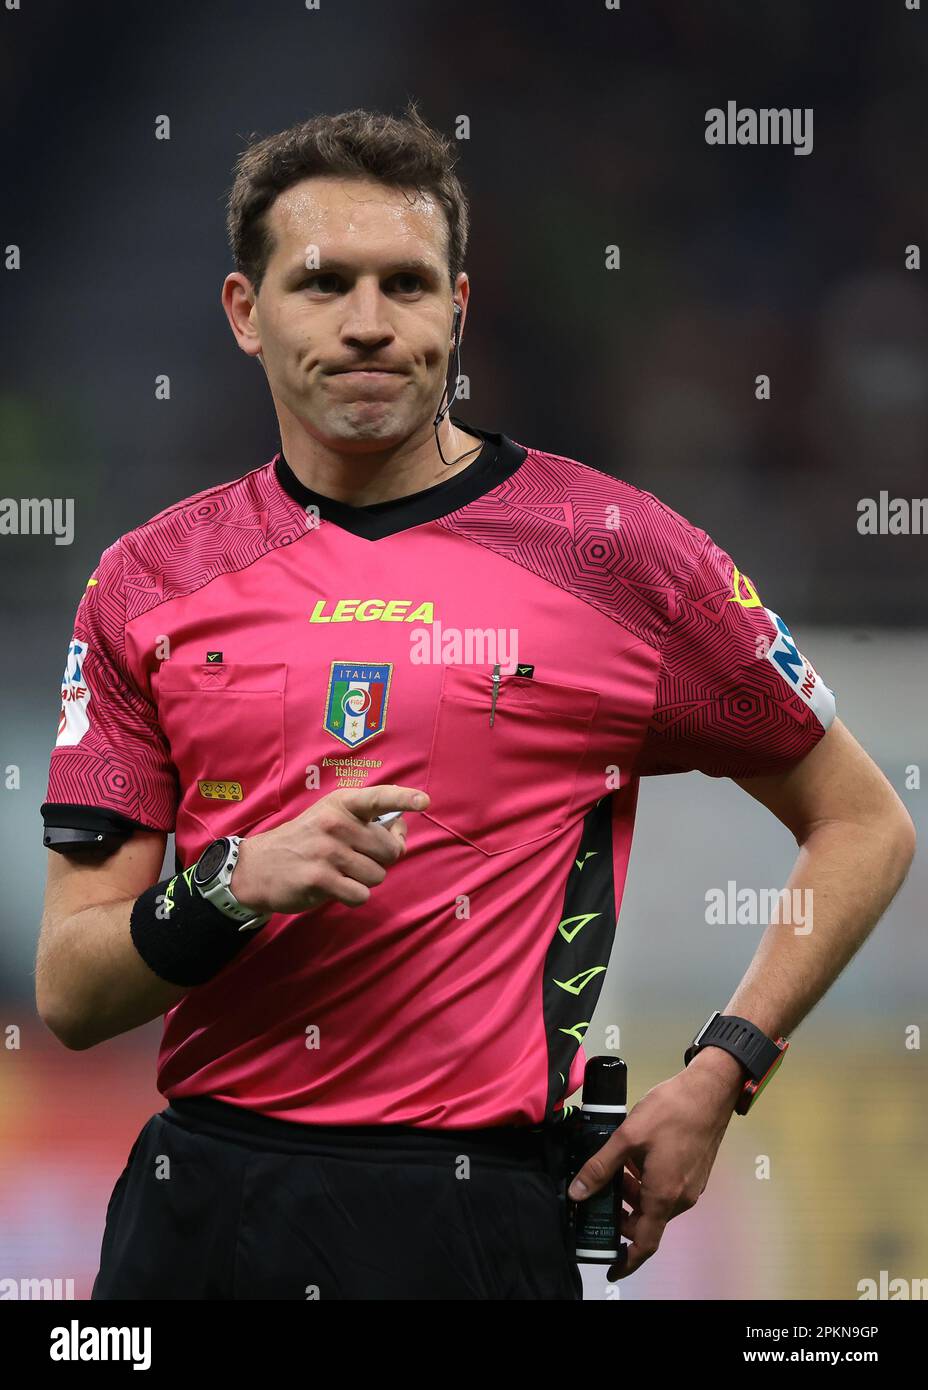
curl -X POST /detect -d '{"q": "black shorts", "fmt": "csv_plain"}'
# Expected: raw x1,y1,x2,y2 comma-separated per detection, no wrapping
91,1097,584,1301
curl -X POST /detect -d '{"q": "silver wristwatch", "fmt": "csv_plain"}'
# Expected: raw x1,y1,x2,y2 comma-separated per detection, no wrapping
191,835,271,931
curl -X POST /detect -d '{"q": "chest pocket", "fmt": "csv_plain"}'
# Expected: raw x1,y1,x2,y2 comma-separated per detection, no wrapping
157,662,287,837
423,665,599,855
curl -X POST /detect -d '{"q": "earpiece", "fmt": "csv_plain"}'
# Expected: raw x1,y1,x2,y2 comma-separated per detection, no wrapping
434,302,476,465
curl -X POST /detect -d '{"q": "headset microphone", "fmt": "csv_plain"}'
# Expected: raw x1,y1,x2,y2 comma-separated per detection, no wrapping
434,304,479,467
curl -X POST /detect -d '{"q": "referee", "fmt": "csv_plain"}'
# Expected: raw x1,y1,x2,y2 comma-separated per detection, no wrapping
37,104,915,1300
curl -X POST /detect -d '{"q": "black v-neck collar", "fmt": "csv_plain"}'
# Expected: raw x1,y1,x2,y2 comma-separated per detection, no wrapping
272,416,527,541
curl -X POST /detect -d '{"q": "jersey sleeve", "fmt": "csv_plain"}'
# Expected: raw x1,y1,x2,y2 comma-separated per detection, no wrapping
632,533,836,779
41,537,178,835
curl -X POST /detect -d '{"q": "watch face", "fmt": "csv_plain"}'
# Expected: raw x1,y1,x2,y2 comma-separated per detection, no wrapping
194,838,228,884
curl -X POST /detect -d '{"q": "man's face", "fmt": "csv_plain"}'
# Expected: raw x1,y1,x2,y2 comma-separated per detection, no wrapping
245,175,462,450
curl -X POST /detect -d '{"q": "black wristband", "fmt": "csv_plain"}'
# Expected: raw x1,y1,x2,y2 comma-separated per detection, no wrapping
129,867,267,987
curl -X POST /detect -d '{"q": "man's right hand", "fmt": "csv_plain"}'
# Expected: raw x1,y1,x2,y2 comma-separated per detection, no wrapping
228,784,430,917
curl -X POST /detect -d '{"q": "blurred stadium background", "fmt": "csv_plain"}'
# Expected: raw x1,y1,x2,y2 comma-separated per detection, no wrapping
1,0,925,1300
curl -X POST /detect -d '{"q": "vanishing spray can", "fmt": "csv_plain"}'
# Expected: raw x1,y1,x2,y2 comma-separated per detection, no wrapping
567,1055,627,1263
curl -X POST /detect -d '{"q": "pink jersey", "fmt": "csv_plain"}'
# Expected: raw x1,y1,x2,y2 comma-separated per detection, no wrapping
42,420,836,1127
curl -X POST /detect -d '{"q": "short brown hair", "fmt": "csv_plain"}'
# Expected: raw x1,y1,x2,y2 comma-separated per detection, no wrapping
225,102,469,295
